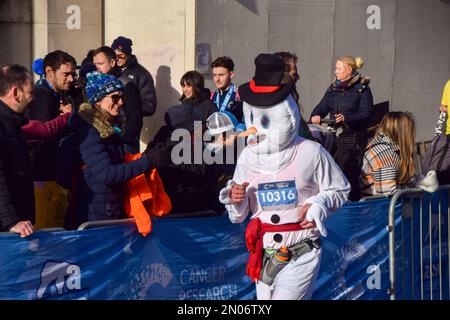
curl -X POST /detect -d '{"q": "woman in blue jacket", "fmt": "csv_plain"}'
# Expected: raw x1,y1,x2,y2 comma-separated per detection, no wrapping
310,56,373,200
59,72,158,228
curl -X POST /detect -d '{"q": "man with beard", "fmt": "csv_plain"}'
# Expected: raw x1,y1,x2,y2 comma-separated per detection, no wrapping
0,65,36,237
27,50,77,228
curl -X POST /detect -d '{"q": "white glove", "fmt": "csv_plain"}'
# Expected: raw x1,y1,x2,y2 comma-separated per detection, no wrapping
306,203,328,237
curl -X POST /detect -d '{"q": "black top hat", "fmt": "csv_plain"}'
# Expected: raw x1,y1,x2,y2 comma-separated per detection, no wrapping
239,54,293,106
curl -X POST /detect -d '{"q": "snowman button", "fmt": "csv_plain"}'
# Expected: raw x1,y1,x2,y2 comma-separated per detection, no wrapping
273,233,283,243
271,214,280,224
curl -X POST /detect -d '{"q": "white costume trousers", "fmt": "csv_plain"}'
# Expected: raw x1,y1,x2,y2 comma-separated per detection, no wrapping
256,247,322,300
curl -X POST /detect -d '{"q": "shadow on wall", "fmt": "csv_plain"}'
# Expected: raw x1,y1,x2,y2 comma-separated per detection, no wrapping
141,65,180,146
236,0,259,15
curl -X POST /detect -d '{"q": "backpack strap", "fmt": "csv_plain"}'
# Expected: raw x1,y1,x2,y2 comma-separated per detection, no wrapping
436,135,450,172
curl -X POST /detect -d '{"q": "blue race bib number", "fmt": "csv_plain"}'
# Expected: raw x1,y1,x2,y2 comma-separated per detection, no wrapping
257,180,298,211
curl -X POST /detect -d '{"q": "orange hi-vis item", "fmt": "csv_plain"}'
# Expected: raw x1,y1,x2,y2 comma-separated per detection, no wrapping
123,152,172,236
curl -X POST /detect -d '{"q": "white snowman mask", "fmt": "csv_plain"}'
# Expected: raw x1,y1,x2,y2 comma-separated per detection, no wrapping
241,95,300,155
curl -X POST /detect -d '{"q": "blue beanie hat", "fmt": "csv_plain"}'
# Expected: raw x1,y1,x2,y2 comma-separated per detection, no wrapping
85,72,124,105
111,36,133,55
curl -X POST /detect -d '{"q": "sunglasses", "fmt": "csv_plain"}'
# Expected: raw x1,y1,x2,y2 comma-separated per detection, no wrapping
109,94,123,104
116,53,127,61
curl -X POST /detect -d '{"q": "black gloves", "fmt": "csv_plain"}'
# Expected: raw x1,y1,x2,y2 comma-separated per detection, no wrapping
144,142,170,168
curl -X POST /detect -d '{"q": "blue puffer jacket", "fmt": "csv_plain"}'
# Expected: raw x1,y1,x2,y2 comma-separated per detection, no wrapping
62,103,152,228
311,73,374,132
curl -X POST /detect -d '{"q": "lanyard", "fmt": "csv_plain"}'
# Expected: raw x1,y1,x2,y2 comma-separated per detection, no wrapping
215,84,235,112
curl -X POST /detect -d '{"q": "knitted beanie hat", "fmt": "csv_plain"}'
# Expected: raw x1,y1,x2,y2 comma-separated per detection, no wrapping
85,71,124,105
111,36,133,55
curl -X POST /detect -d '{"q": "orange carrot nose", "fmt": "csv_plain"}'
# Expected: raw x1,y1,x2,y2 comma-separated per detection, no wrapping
238,127,257,138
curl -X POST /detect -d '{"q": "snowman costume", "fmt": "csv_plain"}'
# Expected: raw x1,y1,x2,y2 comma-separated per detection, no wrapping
219,54,350,300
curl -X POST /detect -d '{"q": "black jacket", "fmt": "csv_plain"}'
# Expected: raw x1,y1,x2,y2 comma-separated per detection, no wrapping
150,104,224,214
110,67,143,145
0,101,35,231
26,81,66,181
120,55,157,117
122,81,143,145
196,98,217,124
182,94,217,125
311,74,373,132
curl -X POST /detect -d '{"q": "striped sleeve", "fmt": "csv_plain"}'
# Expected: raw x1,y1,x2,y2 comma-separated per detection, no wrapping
372,165,399,195
360,136,401,196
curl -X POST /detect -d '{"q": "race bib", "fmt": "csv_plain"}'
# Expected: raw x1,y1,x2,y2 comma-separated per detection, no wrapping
257,180,298,211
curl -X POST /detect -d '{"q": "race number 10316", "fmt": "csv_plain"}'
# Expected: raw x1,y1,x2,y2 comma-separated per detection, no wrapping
259,189,296,203
257,180,298,210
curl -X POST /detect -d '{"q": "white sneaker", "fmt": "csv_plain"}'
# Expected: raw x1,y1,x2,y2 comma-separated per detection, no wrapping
416,170,439,193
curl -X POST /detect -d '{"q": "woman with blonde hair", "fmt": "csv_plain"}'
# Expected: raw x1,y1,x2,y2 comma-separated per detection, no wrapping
310,56,374,200
360,112,416,196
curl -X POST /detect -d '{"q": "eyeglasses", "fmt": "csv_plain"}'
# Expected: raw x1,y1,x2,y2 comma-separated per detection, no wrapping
109,94,123,104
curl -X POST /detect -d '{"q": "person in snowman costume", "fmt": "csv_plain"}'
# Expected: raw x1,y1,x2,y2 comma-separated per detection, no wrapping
219,54,350,300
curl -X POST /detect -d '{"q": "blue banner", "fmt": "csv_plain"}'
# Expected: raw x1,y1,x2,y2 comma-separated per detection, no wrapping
0,217,254,300
313,198,399,299
0,194,447,300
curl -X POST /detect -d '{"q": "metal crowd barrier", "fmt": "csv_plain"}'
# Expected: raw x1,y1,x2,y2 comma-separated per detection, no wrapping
388,185,450,300
2,212,221,234
77,218,135,230
0,227,66,235
37,228,66,232
359,194,389,202
161,210,221,219
77,211,221,230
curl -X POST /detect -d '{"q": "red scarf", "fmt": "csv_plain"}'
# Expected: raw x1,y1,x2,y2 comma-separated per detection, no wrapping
245,218,304,282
